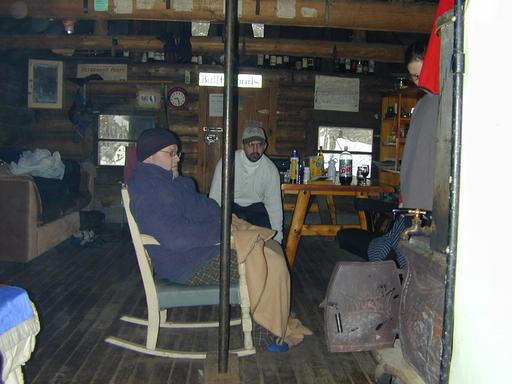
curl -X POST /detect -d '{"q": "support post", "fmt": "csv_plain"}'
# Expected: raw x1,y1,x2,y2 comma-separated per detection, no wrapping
218,0,238,374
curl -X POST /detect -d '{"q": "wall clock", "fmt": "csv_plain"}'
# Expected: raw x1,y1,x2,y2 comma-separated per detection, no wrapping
167,86,188,110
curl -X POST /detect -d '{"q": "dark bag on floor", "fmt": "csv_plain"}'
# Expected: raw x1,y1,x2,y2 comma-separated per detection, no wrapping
80,210,105,234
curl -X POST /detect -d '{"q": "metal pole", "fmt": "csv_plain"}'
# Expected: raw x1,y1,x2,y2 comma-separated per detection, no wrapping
439,1,464,383
218,0,238,373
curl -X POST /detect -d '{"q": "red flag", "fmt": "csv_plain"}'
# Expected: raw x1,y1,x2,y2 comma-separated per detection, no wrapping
418,0,455,94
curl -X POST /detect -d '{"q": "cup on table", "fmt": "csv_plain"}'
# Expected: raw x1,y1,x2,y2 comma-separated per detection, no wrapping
357,165,369,185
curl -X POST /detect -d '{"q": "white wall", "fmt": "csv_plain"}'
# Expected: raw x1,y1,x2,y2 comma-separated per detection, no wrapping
450,1,512,382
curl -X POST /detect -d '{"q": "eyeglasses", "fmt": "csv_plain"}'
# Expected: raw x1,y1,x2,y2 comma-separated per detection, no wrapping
159,150,181,158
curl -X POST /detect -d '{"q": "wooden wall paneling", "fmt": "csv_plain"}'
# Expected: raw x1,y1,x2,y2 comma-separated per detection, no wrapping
167,111,199,178
0,61,34,145
167,116,199,137
27,136,89,159
196,86,209,190
267,84,278,155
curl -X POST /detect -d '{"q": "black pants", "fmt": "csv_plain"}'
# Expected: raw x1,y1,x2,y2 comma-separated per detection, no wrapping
232,202,271,229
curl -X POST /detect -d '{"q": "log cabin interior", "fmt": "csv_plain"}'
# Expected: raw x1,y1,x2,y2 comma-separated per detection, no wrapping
1,1,510,384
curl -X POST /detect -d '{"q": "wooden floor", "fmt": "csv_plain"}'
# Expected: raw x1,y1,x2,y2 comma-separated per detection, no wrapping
0,226,376,384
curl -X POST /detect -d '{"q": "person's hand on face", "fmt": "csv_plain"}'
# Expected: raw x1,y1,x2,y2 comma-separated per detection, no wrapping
169,151,180,178
243,140,267,162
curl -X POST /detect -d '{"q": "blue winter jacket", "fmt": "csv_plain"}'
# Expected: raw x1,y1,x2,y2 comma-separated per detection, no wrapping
128,162,221,282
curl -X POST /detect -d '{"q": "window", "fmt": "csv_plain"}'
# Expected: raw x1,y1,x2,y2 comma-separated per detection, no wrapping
97,115,155,166
318,126,373,177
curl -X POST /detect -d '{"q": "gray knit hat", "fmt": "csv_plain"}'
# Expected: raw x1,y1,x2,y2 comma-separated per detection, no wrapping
136,128,180,161
242,120,266,144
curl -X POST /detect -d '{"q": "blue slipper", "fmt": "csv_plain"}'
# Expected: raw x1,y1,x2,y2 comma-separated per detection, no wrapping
266,341,289,352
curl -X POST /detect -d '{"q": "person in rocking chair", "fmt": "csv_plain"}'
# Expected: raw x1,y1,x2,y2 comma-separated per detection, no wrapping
128,127,309,352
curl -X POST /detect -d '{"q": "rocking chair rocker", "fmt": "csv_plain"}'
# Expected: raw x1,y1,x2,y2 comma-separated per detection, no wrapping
105,186,255,359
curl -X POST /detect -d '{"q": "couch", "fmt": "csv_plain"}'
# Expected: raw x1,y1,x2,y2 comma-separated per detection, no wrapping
0,159,95,262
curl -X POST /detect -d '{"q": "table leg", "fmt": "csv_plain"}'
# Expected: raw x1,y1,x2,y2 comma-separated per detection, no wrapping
285,190,310,266
316,196,332,225
327,195,336,224
356,192,368,230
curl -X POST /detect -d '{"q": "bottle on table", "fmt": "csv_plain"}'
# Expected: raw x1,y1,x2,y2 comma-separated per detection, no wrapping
317,146,325,175
303,166,311,183
327,156,337,182
290,149,299,184
339,146,353,185
297,161,305,184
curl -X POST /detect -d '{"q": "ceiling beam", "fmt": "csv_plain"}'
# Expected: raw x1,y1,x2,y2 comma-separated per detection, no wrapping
0,34,405,63
0,0,436,33
193,37,405,63
0,34,163,51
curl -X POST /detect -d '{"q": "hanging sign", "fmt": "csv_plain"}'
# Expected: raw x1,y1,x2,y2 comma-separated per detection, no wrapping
199,73,262,88
209,93,224,117
136,88,161,109
314,75,359,112
77,64,127,81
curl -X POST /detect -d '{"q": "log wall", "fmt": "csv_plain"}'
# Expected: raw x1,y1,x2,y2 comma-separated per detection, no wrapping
0,57,395,221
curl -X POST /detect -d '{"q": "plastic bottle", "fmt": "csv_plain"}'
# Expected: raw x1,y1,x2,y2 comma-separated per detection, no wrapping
317,146,325,175
303,166,311,183
290,150,299,184
327,156,337,182
339,146,353,185
297,161,305,184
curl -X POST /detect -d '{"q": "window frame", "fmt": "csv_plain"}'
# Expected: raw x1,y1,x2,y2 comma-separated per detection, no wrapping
96,114,157,167
317,125,375,177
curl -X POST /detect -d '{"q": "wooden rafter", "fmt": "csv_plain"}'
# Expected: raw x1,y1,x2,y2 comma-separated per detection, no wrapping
0,35,406,63
0,0,436,33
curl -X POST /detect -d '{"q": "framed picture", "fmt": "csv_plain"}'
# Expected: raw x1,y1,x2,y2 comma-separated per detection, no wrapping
28,59,63,109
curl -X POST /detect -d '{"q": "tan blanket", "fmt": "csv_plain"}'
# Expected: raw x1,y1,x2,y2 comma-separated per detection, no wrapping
232,217,312,346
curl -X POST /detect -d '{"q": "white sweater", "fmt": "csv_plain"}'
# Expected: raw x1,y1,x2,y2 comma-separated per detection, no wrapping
209,149,283,243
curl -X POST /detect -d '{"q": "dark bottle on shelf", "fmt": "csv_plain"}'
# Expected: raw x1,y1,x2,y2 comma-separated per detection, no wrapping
308,58,315,70
270,55,277,67
368,60,375,74
302,57,308,70
363,60,369,74
283,55,290,68
351,59,358,73
257,54,264,67
345,58,351,72
356,60,363,74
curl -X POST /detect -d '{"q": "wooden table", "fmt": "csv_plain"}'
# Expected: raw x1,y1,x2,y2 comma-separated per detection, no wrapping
282,181,395,266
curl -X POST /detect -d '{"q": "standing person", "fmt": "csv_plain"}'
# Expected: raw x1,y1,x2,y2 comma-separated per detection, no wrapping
368,41,439,268
400,41,440,211
209,120,283,243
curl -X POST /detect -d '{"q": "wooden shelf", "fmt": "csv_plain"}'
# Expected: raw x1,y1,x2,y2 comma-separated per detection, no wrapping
379,88,419,186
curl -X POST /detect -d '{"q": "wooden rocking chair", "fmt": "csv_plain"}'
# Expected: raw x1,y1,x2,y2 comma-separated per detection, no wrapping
105,186,255,359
